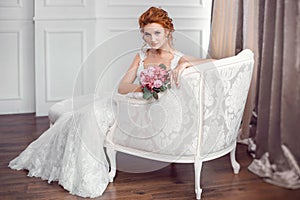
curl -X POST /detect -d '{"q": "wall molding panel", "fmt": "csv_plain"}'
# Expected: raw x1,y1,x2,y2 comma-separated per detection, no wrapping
0,0,34,114
35,20,96,115
107,0,203,7
0,31,21,100
97,0,210,19
35,0,95,20
44,0,86,7
0,20,34,114
44,30,85,102
0,0,33,20
0,0,21,8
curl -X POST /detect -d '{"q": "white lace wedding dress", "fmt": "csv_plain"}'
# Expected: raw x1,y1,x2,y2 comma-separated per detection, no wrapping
8,50,185,198
9,97,114,198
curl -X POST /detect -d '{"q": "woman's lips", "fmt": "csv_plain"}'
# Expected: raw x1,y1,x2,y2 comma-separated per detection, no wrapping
151,42,159,47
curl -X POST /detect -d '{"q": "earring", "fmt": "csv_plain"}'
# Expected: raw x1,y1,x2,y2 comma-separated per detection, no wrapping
141,40,149,51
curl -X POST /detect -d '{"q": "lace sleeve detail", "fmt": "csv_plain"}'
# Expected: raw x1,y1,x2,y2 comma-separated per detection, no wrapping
138,51,146,67
171,51,184,69
136,51,146,82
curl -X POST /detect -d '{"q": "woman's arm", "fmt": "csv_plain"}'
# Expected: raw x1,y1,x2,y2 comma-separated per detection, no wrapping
118,54,143,94
179,55,215,68
172,55,216,86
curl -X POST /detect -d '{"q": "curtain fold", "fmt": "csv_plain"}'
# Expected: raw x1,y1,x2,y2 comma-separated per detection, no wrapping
208,0,240,59
281,0,300,169
239,0,259,140
209,0,300,189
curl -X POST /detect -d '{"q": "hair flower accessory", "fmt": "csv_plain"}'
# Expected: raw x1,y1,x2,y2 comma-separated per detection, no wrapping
140,64,171,100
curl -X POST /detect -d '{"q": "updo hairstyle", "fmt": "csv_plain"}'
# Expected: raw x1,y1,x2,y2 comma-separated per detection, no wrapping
138,7,174,52
139,7,175,33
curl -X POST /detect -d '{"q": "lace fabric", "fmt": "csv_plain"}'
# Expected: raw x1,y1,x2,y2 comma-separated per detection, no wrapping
9,98,114,198
8,50,185,197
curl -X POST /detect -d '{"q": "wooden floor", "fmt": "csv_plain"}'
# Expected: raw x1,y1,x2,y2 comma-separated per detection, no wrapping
0,113,300,200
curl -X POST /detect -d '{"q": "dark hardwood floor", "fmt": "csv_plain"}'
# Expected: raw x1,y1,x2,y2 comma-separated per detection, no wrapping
0,113,299,200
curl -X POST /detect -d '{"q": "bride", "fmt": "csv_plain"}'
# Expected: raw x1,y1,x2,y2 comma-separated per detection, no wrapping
9,7,214,198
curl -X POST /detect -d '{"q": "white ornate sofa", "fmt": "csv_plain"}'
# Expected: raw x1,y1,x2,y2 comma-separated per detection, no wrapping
105,49,254,199
48,49,254,199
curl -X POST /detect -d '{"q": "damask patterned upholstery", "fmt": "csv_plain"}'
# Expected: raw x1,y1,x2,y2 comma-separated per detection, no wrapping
106,49,254,199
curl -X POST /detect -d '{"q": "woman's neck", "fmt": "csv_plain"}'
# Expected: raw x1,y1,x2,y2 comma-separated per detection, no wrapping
148,49,173,58
148,45,174,56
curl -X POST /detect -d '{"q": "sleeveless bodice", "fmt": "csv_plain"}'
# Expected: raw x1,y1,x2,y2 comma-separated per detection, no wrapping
136,50,184,81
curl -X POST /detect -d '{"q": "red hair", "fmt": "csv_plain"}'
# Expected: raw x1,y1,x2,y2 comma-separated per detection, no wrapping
139,7,174,54
139,7,174,32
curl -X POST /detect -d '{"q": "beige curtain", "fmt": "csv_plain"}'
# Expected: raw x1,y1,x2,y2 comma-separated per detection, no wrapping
209,0,300,189
208,0,240,58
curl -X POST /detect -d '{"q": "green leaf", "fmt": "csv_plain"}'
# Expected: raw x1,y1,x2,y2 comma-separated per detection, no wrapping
161,85,167,91
143,87,153,100
153,92,158,99
167,84,171,89
153,87,160,93
159,63,166,69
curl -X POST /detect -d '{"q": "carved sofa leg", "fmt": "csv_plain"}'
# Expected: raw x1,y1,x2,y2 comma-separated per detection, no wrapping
106,148,117,182
230,144,240,174
194,157,203,199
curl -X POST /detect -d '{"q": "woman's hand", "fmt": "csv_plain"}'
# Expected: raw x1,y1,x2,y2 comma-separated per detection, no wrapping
172,57,216,87
172,61,190,87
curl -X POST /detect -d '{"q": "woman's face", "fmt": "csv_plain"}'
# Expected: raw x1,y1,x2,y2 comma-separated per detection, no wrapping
142,23,169,50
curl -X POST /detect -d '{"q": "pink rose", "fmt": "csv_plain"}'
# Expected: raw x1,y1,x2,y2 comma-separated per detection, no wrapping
153,80,163,88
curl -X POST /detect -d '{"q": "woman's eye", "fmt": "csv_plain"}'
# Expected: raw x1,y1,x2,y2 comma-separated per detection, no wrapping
144,33,151,38
155,31,161,35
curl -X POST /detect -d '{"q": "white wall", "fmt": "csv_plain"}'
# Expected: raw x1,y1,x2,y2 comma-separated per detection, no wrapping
0,0,212,116
0,0,35,114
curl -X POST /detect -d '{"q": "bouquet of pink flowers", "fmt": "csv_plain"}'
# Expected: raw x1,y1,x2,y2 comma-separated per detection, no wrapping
140,64,171,100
